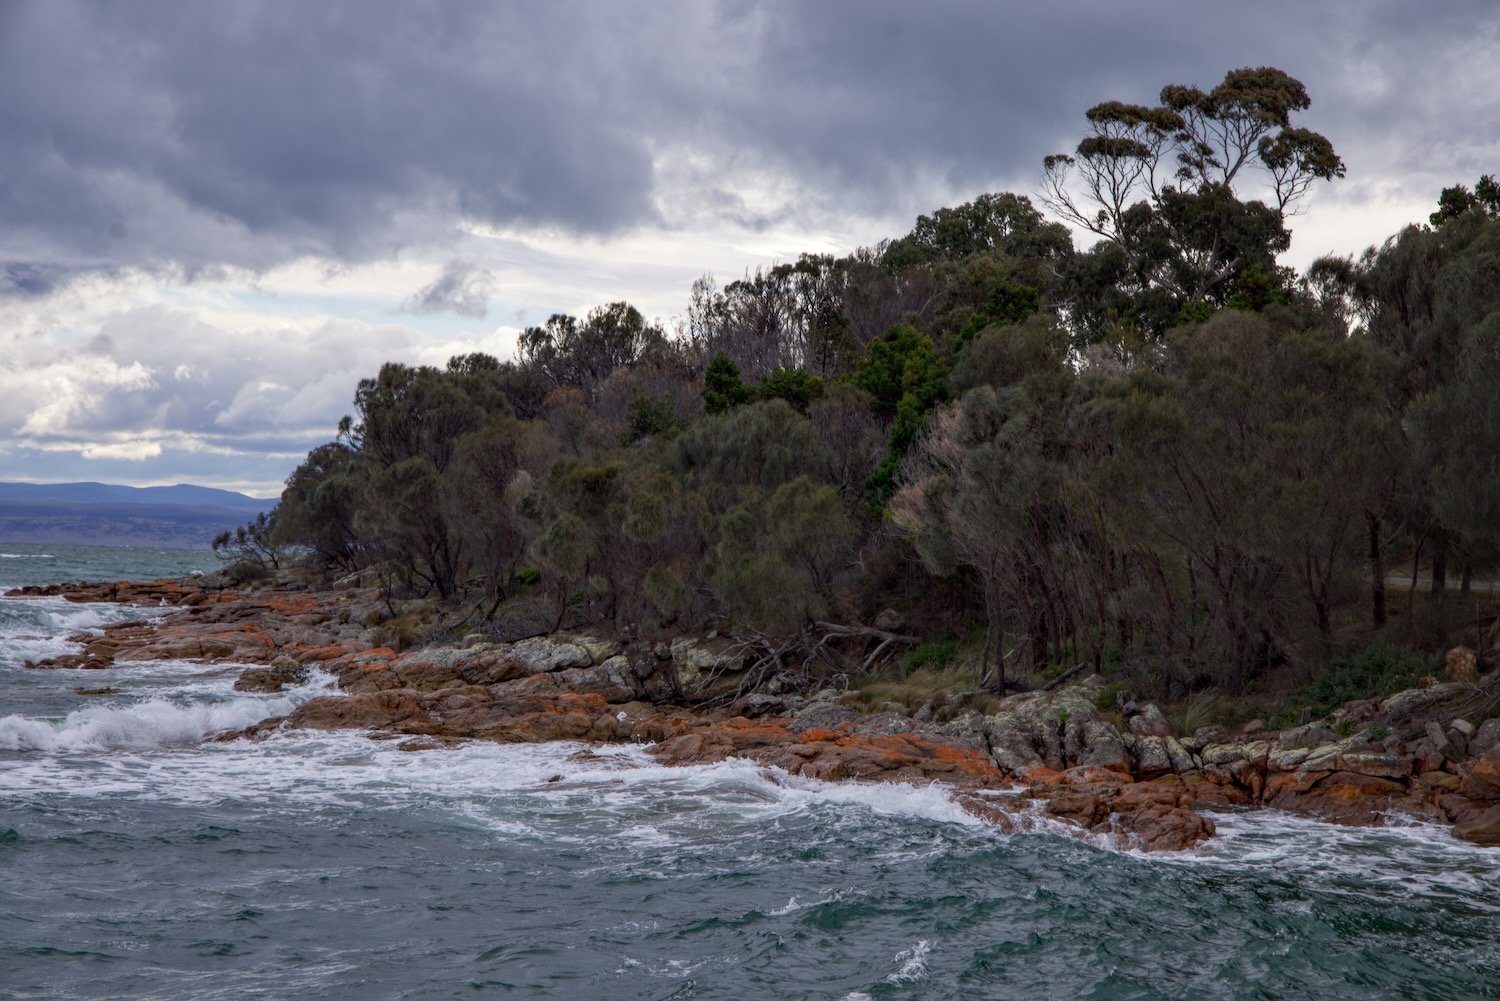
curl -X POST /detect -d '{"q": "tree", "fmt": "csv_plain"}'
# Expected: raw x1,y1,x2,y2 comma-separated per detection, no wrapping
518,302,666,404
348,362,489,472
1431,174,1500,226
213,511,282,577
854,324,950,510
893,387,1062,691
274,442,362,572
1357,212,1500,593
688,255,860,382
755,366,824,413
882,192,1073,271
673,399,831,496
446,418,553,614
710,476,854,637
1042,67,1343,334
702,351,752,414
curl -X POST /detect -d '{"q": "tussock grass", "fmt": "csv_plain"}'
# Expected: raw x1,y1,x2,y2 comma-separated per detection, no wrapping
839,662,1003,721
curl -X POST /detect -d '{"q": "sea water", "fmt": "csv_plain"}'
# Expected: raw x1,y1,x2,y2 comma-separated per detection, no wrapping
3,543,1499,999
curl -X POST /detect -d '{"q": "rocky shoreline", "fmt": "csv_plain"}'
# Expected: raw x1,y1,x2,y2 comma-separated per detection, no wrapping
13,576,1500,852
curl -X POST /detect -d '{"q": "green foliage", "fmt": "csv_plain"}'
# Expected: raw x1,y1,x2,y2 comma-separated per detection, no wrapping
673,399,830,494
518,302,668,404
854,325,950,511
1295,644,1436,719
213,511,281,572
253,152,1500,714
840,665,1004,721
882,192,1073,271
854,325,947,419
223,559,273,585
1096,682,1129,713
948,315,1070,394
623,394,680,444
642,562,692,623
274,442,361,571
1224,263,1296,312
703,351,752,414
899,635,961,676
1042,66,1342,342
756,366,825,413
709,476,854,636
1431,174,1500,226
957,280,1041,341
1162,693,1253,737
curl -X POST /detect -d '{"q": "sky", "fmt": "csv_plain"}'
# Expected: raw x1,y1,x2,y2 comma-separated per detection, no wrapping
1,0,1496,498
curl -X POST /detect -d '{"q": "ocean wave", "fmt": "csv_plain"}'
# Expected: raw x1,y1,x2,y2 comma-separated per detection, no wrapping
0,594,159,636
0,670,334,753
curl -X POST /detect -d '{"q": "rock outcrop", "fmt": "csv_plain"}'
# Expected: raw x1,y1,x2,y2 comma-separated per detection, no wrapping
14,576,1500,852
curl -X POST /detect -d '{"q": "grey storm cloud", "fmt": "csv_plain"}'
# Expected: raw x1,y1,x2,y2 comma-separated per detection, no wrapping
403,260,497,319
1,0,1497,295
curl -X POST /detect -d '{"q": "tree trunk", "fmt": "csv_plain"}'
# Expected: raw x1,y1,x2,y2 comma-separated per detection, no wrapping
1366,510,1386,628
1432,529,1448,596
1407,529,1426,639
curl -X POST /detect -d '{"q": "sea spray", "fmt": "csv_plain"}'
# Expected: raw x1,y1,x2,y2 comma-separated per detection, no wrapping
0,669,334,753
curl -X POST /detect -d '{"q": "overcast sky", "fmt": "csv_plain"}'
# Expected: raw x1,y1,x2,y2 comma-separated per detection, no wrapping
1,0,1496,497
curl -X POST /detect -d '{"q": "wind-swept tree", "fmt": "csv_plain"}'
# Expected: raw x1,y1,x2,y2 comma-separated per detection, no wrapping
1042,67,1343,337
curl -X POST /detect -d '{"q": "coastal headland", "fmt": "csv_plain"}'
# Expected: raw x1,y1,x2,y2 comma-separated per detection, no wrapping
14,576,1500,853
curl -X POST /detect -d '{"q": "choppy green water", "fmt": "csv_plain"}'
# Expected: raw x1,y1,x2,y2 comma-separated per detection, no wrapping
3,545,1500,999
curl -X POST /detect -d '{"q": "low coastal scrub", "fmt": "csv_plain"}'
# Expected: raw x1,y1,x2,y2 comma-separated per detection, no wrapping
839,665,1003,722
1274,644,1437,726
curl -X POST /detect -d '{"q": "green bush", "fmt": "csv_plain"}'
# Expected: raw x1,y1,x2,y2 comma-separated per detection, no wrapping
225,559,273,585
1095,681,1129,712
1296,643,1436,719
899,636,961,677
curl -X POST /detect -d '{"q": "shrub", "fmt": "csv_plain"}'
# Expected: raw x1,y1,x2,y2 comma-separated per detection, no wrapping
225,559,273,585
899,636,961,677
1296,643,1436,719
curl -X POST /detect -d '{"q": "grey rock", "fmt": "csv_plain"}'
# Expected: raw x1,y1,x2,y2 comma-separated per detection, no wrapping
551,656,641,703
1426,720,1463,761
1127,704,1172,738
1471,718,1500,758
1075,720,1132,773
507,636,594,673
792,701,862,733
1164,736,1195,774
1278,722,1339,750
669,637,745,692
1132,736,1173,778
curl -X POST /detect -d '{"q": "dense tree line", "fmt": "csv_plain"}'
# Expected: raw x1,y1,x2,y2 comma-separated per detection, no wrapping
245,67,1500,700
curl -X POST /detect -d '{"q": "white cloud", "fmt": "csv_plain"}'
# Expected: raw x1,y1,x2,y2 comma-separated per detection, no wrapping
79,440,163,461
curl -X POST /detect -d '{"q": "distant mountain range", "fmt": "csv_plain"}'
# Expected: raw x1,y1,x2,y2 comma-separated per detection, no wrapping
0,481,276,549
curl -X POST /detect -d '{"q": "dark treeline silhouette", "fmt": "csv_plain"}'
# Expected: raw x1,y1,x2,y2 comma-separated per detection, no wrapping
227,68,1500,702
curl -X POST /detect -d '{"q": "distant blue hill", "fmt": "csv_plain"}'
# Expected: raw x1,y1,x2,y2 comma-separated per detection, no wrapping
0,481,274,511
0,481,276,548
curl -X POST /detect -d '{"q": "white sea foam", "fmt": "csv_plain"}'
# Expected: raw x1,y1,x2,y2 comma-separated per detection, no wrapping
885,939,931,984
1,717,1006,858
1159,807,1500,908
0,594,164,647
0,669,334,753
